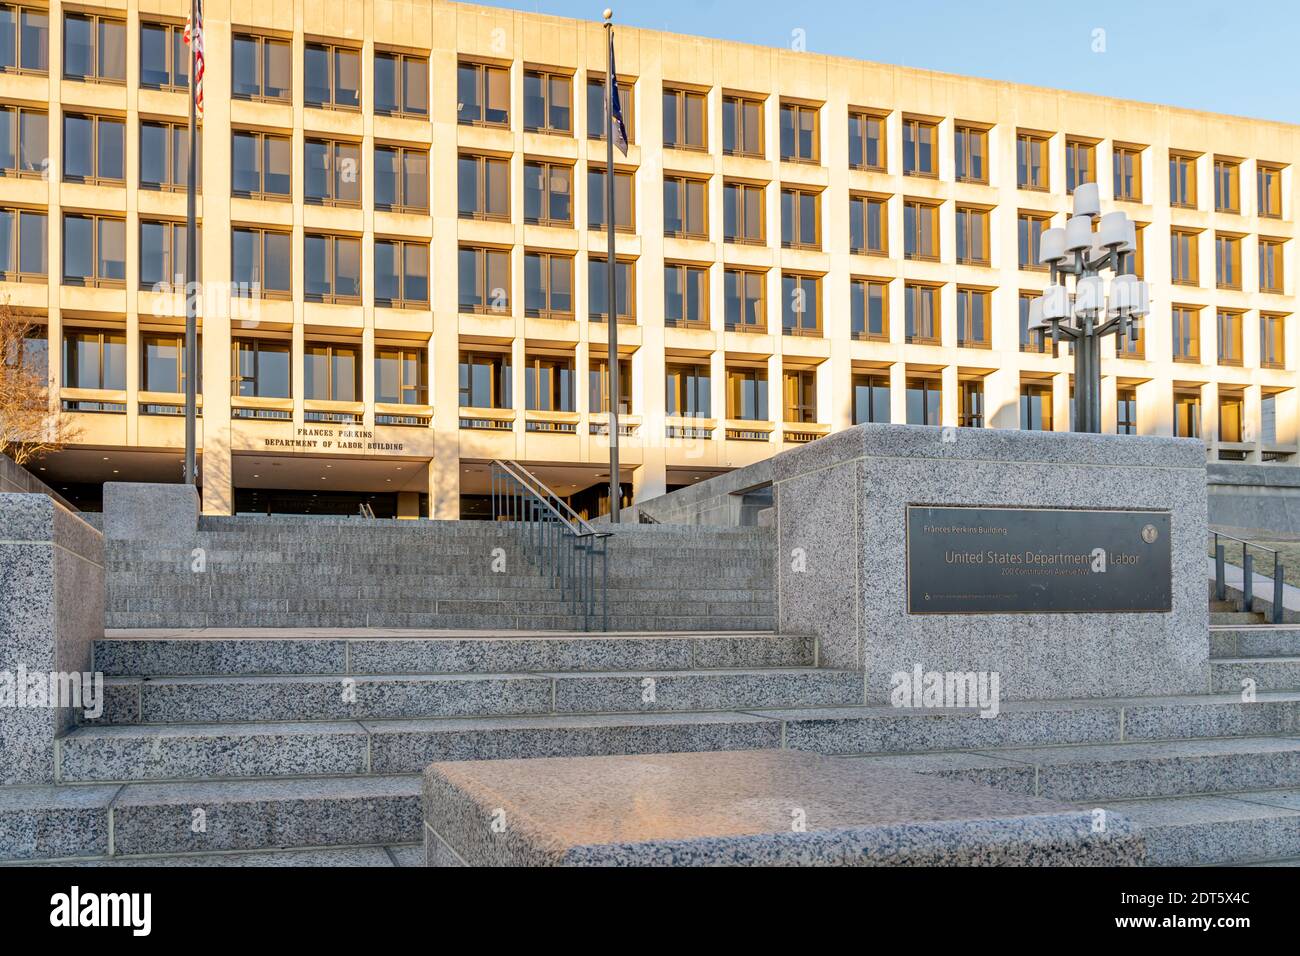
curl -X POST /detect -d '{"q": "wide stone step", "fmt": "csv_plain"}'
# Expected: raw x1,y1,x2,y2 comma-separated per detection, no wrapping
1087,790,1300,866
0,784,119,862
13,846,418,867
93,668,859,724
1211,627,1300,658
57,712,783,782
760,693,1300,755
1210,611,1268,626
94,631,815,676
1211,657,1300,692
841,737,1300,802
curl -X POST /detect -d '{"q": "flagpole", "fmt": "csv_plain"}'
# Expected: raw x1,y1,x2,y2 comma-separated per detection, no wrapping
183,0,198,487
603,9,620,523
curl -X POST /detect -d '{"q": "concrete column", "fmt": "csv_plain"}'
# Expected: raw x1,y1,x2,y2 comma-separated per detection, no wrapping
940,364,959,427
889,362,907,424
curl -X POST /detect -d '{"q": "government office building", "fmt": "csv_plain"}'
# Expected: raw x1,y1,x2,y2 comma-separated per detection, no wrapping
2,0,1296,518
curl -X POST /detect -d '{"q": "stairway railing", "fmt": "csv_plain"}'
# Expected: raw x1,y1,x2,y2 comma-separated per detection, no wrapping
490,460,610,631
1212,529,1284,624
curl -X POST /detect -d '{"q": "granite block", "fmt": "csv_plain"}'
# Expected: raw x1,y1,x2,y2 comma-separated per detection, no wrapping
0,784,119,861
550,668,862,714
1211,657,1300,693
94,637,349,676
102,483,199,543
1092,793,1300,866
19,846,396,867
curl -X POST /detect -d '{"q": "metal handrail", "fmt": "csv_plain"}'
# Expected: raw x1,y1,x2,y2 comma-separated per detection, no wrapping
357,502,376,519
1211,529,1284,624
490,460,609,631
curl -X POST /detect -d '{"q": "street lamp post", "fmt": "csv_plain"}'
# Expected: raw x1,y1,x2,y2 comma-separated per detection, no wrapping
1027,183,1151,434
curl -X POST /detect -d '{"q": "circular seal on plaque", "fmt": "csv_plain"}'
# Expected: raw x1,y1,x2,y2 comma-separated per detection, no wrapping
1141,524,1158,544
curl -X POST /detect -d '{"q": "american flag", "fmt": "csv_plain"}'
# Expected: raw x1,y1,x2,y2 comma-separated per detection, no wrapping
183,1,205,118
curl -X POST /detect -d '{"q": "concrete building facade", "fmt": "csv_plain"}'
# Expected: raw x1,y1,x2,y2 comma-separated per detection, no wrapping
2,0,1297,517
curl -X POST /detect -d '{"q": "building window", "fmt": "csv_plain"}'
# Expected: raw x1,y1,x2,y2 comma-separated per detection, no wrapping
458,153,510,221
1171,305,1200,363
663,87,706,150
140,332,196,394
1117,388,1137,435
724,267,764,332
63,329,125,391
0,207,46,279
1257,163,1283,219
853,374,890,424
665,175,708,239
665,262,709,328
375,51,428,117
903,118,937,177
141,121,199,192
1017,293,1045,353
904,200,939,260
782,273,821,336
666,363,710,418
232,33,291,102
375,346,428,405
588,166,634,232
850,278,888,341
724,181,765,244
1218,393,1244,444
588,257,635,324
782,369,816,423
524,161,573,227
727,367,769,421
1112,144,1143,201
848,110,885,171
374,239,429,308
232,228,291,297
0,4,48,74
233,338,290,398
1261,313,1286,369
524,69,572,134
458,61,509,127
850,195,887,255
587,77,634,142
139,20,188,91
589,357,631,415
723,94,763,157
1066,139,1095,194
779,102,819,163
303,234,361,304
231,131,291,200
1016,132,1049,190
459,351,511,408
1170,229,1199,286
62,214,124,287
906,377,940,426
305,42,360,110
140,219,199,289
1170,152,1197,208
458,246,510,314
904,283,939,344
1217,309,1244,366
1259,238,1285,294
1118,222,1145,278
780,186,820,250
524,354,575,412
959,380,985,428
954,125,987,183
1018,213,1049,271
304,342,360,402
1215,234,1242,290
62,113,123,184
524,251,575,319
374,144,428,213
1213,157,1238,213
0,104,47,176
1174,389,1201,438
956,287,990,348
63,12,124,82
1020,383,1052,431
955,206,989,265
305,138,361,206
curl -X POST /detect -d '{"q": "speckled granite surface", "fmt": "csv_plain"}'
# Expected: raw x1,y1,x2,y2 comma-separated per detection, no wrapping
422,749,1143,866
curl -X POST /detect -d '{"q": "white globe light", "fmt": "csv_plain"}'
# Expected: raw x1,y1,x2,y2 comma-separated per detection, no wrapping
1038,228,1067,265
1065,215,1092,252
1073,182,1101,219
1098,211,1128,247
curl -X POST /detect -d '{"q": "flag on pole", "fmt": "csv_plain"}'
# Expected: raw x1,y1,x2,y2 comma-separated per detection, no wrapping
606,36,628,156
183,1,205,118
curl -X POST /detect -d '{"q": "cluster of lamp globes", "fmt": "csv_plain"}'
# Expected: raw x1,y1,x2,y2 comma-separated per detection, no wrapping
1025,182,1151,351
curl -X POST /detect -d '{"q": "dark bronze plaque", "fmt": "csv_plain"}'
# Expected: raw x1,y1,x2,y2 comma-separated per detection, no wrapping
907,506,1172,615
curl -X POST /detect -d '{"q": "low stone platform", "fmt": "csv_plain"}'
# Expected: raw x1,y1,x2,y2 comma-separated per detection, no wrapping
422,749,1144,866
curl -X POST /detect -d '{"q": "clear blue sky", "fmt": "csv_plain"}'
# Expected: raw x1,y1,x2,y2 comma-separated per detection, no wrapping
474,0,1300,125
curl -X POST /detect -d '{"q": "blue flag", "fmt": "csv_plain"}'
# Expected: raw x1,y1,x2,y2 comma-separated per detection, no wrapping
608,38,629,156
